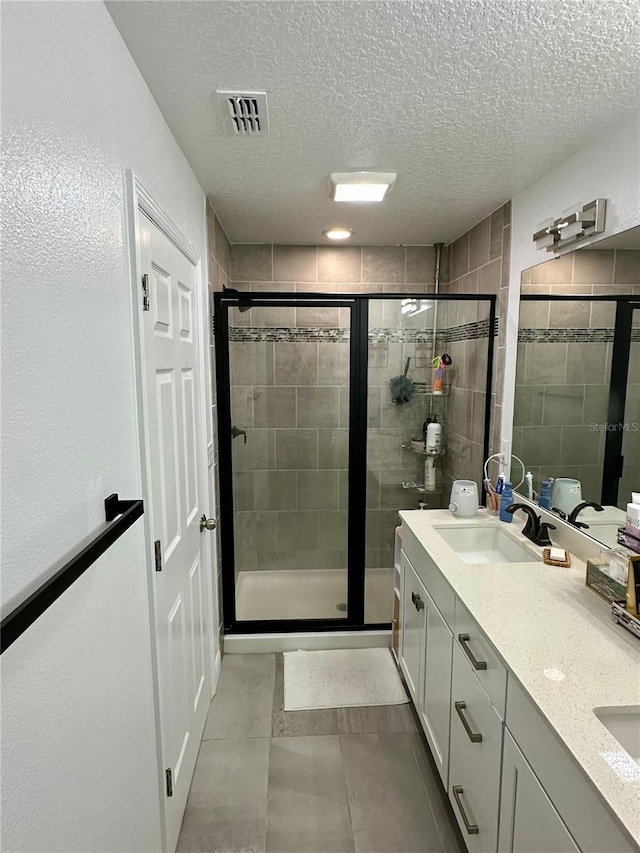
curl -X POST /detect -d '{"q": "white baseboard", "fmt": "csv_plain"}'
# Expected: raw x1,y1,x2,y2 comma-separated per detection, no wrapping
223,630,391,654
211,649,222,696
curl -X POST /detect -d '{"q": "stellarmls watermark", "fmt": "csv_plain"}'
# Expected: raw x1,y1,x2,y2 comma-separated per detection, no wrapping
589,422,639,432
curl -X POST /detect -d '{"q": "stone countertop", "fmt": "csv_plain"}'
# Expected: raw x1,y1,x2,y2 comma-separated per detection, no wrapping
399,508,640,847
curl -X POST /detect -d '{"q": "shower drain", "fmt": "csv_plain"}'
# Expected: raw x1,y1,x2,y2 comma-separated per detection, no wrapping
336,602,347,612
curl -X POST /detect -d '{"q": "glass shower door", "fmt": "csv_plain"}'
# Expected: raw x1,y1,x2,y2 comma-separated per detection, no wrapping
225,299,351,622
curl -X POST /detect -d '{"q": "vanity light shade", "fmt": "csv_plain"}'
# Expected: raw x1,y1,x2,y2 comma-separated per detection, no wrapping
533,199,606,252
329,172,397,203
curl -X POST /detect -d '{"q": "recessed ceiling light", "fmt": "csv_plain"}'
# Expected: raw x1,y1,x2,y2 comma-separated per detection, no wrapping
329,172,397,203
323,228,354,240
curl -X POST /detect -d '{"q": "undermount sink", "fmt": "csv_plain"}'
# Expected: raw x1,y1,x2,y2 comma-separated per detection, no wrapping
434,524,539,564
594,708,640,765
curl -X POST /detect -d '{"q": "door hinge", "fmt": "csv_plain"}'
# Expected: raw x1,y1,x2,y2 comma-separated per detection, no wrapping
142,273,150,311
165,767,173,797
154,539,163,572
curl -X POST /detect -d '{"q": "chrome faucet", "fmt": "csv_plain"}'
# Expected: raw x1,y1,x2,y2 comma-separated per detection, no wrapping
567,501,604,530
505,503,556,547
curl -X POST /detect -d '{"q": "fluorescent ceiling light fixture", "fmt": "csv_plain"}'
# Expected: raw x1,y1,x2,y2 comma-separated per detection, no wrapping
323,228,354,240
329,172,397,203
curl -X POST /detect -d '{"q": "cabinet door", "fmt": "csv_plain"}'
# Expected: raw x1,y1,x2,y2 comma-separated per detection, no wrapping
499,730,580,853
400,553,427,704
420,591,453,786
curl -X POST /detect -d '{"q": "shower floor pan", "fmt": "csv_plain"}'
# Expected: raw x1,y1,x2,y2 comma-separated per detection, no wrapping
235,568,393,623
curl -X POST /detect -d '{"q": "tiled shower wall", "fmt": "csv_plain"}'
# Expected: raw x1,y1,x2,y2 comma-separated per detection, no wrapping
514,247,640,506
442,202,511,491
228,244,445,574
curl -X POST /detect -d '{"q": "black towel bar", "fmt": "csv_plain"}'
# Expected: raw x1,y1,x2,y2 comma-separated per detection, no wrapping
0,494,144,654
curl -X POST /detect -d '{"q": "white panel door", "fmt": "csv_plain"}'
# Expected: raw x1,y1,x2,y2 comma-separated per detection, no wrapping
139,212,211,852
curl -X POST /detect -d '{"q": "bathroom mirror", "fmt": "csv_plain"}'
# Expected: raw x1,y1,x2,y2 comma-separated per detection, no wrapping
511,225,640,548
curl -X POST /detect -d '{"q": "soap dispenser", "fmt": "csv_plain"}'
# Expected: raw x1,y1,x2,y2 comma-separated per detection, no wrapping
499,480,513,523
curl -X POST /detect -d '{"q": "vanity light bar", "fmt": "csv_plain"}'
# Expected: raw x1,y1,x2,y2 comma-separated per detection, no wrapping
533,199,606,253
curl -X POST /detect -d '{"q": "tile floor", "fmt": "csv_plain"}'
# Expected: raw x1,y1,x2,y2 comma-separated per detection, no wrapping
177,653,464,853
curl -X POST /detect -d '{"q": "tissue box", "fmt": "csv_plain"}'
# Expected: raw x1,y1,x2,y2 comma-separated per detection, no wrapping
586,557,628,604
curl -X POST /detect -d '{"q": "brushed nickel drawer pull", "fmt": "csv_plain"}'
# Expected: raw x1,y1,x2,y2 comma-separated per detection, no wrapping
452,786,479,835
455,701,483,743
411,591,424,611
458,633,487,670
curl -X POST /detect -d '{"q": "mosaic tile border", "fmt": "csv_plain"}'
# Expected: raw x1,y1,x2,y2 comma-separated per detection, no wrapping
228,326,350,343
518,328,640,343
446,318,495,342
227,319,496,344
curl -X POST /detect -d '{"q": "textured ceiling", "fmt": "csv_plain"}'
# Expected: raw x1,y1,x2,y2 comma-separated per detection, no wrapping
106,0,640,245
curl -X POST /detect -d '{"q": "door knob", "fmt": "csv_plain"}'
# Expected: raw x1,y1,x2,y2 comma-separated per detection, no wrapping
199,515,217,532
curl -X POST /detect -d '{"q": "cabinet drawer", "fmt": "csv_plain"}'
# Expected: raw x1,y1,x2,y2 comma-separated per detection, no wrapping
454,598,507,717
449,761,498,853
449,640,503,827
401,528,455,628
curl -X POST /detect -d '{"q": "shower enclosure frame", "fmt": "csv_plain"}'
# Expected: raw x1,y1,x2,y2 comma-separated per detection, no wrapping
214,291,497,635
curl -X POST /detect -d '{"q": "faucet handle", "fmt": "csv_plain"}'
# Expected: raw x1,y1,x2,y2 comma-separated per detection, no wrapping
536,522,556,546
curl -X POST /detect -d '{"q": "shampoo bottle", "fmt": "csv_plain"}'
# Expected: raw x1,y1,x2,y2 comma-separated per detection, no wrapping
426,418,442,453
499,481,513,523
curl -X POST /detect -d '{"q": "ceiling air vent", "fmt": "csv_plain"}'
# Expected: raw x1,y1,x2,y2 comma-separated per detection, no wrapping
216,90,269,136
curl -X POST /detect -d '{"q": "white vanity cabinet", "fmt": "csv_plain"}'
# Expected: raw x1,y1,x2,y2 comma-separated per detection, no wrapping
397,518,638,853
499,729,579,853
399,551,453,785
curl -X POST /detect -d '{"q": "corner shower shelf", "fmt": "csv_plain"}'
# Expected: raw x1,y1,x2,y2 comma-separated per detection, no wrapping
413,389,450,397
401,481,444,495
401,443,446,457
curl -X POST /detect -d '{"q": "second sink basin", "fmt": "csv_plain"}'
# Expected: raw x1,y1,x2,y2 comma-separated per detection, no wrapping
435,524,539,564
594,708,640,765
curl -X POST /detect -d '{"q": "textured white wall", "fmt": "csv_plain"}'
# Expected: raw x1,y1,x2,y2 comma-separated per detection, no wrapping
501,112,640,458
1,2,210,849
